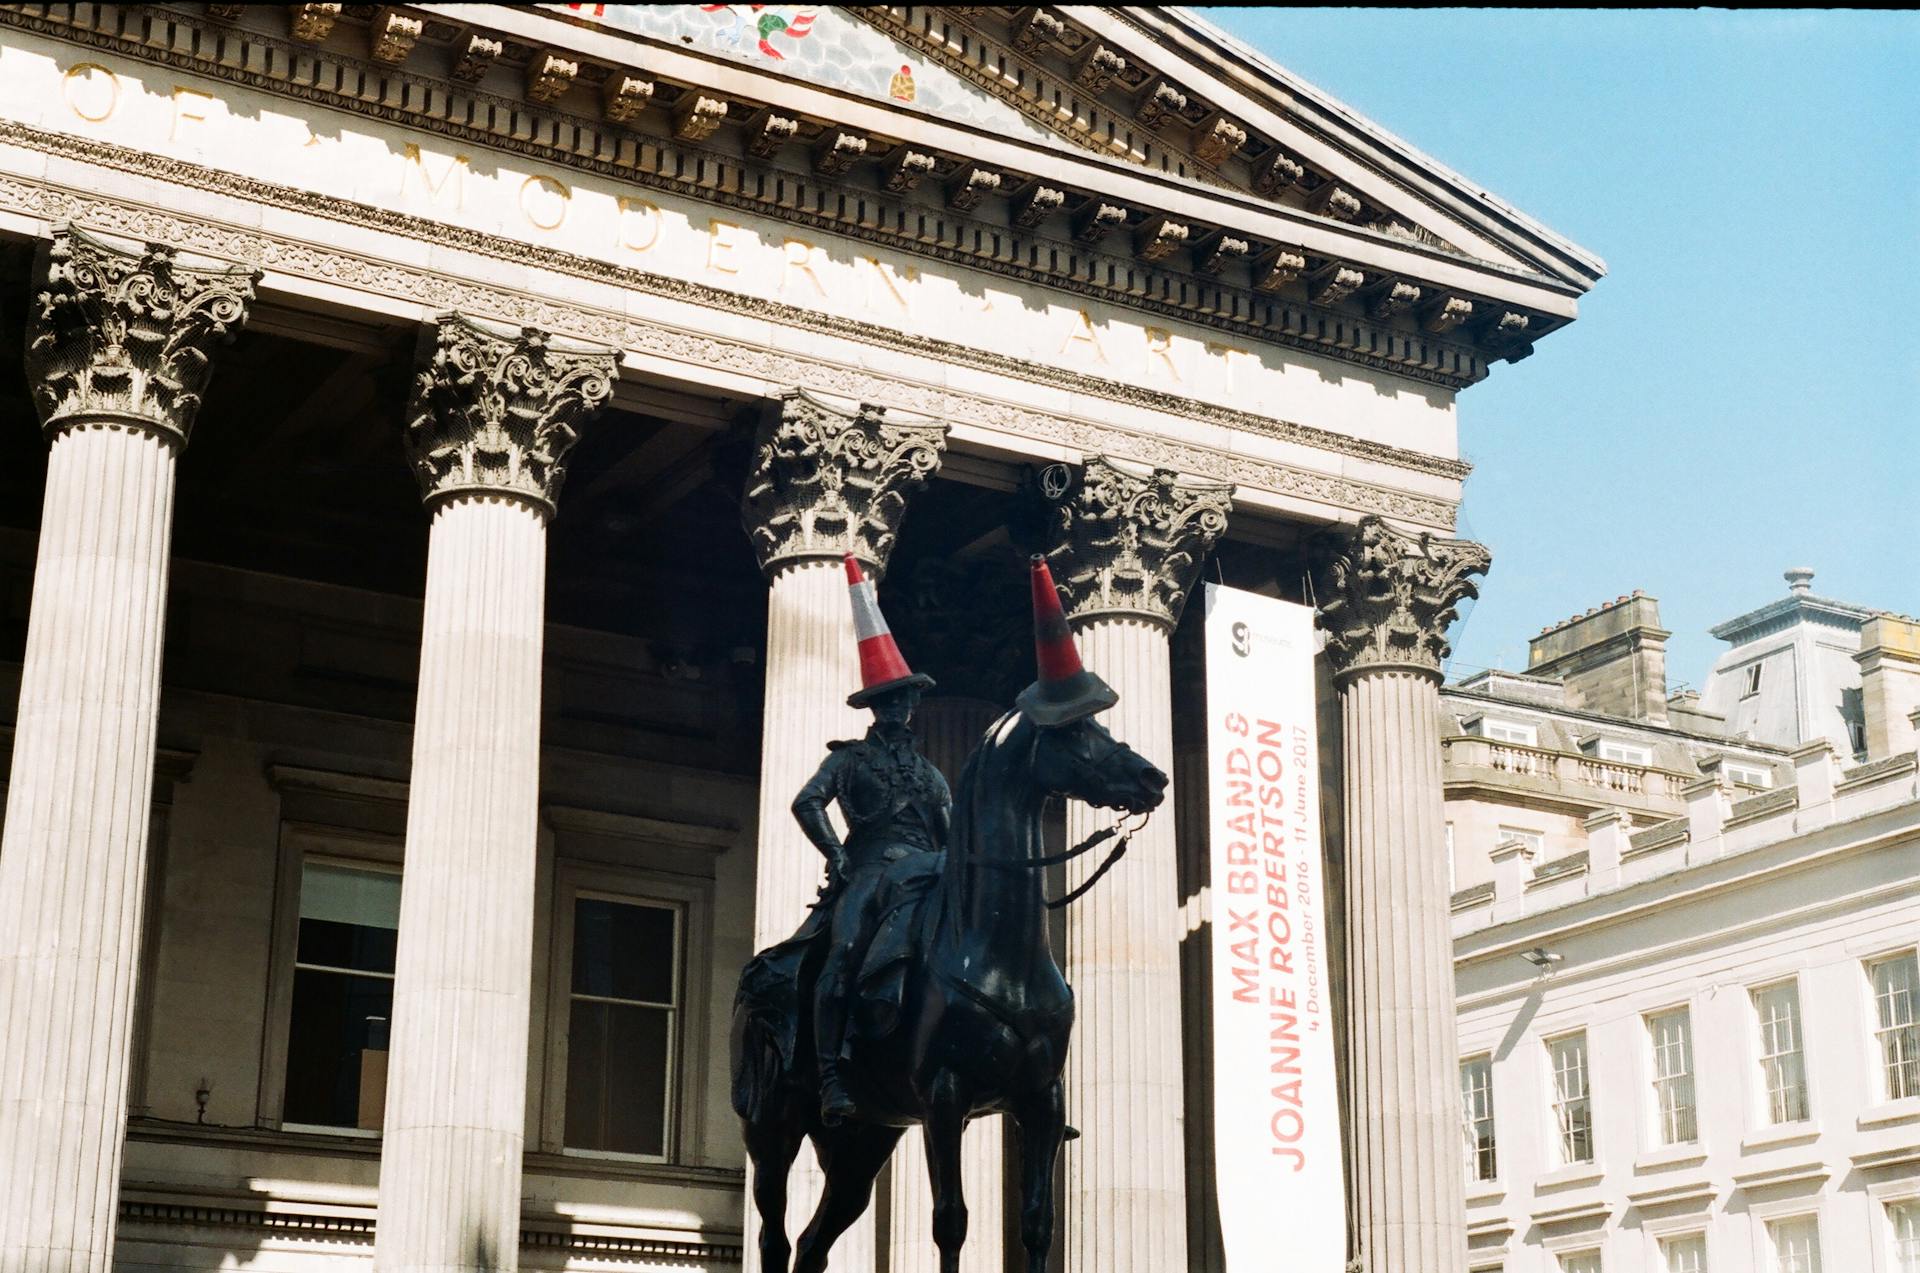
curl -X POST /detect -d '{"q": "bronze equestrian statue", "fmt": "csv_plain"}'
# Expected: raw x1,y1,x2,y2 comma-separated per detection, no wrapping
730,555,1169,1273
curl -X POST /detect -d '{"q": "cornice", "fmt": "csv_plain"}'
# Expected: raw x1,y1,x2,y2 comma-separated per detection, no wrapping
0,3,1550,384
0,126,1462,528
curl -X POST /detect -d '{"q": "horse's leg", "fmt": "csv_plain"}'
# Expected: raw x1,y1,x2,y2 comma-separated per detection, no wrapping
745,1102,807,1273
791,1122,903,1273
1014,1081,1066,1273
921,1068,970,1273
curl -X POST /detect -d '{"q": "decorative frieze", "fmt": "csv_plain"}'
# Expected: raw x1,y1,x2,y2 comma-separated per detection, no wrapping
1423,296,1474,334
1073,201,1128,245
813,129,869,177
1135,214,1189,262
741,389,947,578
945,163,1001,211
672,93,728,141
602,75,654,125
1310,264,1365,308
883,148,937,193
204,5,246,20
1252,148,1306,195
1253,245,1307,292
1042,454,1231,631
450,32,503,83
369,8,422,65
1012,184,1066,229
25,226,257,446
1194,231,1250,276
527,52,579,105
1074,44,1127,95
1318,516,1490,684
1136,80,1188,129
1012,7,1066,52
289,3,340,44
403,314,616,517
1192,114,1247,166
746,111,800,158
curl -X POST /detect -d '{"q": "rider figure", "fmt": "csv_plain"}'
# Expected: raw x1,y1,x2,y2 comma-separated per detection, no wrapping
793,555,951,1126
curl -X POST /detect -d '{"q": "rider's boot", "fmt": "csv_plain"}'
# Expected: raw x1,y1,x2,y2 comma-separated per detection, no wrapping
815,982,857,1126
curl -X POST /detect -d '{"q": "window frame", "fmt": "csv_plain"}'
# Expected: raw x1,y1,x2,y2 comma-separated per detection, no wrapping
1761,1211,1824,1273
1878,1189,1920,1273
1598,739,1653,766
1546,1029,1595,1167
260,821,405,1136
1749,977,1812,1129
1483,718,1538,746
540,858,714,1166
1645,1005,1699,1148
1724,761,1774,789
1742,663,1764,699
1460,1053,1497,1184
1657,1230,1708,1273
1556,1248,1604,1273
1866,948,1920,1104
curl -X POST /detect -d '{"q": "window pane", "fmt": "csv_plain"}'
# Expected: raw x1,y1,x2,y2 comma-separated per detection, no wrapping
1753,982,1809,1125
1550,1033,1593,1164
1648,1009,1697,1145
572,898,676,1004
1769,1216,1821,1273
1871,953,1920,1101
565,1000,670,1156
283,967,392,1129
1460,1056,1496,1182
1559,1251,1601,1273
296,862,400,973
1662,1233,1706,1273
1892,1200,1919,1273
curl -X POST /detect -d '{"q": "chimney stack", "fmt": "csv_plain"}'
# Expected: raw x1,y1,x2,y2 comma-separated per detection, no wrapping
1527,591,1671,724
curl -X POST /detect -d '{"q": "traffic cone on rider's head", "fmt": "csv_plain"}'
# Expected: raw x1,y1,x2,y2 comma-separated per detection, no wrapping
843,554,936,708
1015,554,1118,727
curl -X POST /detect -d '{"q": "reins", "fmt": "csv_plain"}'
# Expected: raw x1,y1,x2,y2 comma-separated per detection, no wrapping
978,808,1152,909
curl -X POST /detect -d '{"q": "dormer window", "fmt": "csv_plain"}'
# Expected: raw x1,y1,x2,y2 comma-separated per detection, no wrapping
1597,739,1652,766
1483,719,1537,746
1742,664,1763,698
1724,761,1772,789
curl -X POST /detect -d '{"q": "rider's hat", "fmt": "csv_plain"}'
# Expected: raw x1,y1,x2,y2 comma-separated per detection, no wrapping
844,554,936,709
1015,555,1118,727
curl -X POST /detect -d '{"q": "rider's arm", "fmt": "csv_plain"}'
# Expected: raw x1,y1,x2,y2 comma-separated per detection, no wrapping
928,767,953,849
791,751,847,865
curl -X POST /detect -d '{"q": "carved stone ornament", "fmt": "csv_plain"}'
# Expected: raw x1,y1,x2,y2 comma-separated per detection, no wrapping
740,389,947,579
1137,80,1188,129
450,32,503,83
289,3,341,44
25,225,258,446
945,164,1001,211
370,8,423,65
403,313,616,518
1044,454,1233,631
1317,516,1490,685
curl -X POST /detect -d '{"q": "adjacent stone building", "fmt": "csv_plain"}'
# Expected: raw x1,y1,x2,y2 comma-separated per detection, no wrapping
0,5,1603,1272
1447,584,1920,1273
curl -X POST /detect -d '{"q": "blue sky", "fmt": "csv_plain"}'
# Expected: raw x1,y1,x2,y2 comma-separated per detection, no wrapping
1200,7,1920,690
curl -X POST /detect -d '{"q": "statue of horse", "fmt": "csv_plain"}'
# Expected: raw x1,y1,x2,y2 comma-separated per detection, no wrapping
730,704,1168,1273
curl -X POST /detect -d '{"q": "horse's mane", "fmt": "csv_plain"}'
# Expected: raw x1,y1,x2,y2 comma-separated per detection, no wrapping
943,709,1024,906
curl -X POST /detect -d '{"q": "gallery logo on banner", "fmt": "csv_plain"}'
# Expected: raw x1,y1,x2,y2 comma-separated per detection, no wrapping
1203,583,1345,1270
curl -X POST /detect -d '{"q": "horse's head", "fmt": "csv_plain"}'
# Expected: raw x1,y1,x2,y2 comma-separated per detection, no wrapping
1028,712,1168,815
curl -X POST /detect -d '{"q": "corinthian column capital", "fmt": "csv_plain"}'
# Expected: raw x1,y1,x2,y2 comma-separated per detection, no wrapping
1045,454,1232,631
740,388,947,580
404,313,616,518
1318,515,1490,685
26,225,258,446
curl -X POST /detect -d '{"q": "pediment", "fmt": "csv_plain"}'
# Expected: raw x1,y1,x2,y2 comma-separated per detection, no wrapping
544,5,1599,288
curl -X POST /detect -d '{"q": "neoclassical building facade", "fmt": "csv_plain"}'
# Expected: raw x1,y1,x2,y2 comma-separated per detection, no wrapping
0,5,1599,1272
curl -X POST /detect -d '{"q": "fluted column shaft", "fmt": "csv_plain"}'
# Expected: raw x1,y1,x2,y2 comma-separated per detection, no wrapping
749,559,876,1272
890,699,1005,1273
0,426,176,1273
1062,618,1184,1272
375,314,613,1273
375,497,547,1273
1339,668,1462,1272
0,227,254,1273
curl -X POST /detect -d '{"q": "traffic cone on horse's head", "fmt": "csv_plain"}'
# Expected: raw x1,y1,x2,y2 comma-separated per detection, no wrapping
1016,554,1118,727
843,554,936,708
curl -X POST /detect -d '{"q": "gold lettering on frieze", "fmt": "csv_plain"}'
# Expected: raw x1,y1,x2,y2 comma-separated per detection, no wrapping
1145,326,1180,383
170,85,212,143
519,173,570,231
1060,309,1108,365
863,256,913,316
708,218,742,274
616,196,660,253
782,238,827,299
62,62,119,123
1206,340,1249,394
401,143,467,211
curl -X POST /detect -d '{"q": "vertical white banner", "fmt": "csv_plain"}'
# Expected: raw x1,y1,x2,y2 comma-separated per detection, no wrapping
1204,583,1345,1270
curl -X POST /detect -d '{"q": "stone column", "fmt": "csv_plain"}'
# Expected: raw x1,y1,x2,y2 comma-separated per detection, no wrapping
1317,516,1488,1273
1043,455,1231,1273
0,228,254,1273
890,696,1006,1273
740,389,946,1272
374,315,613,1273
